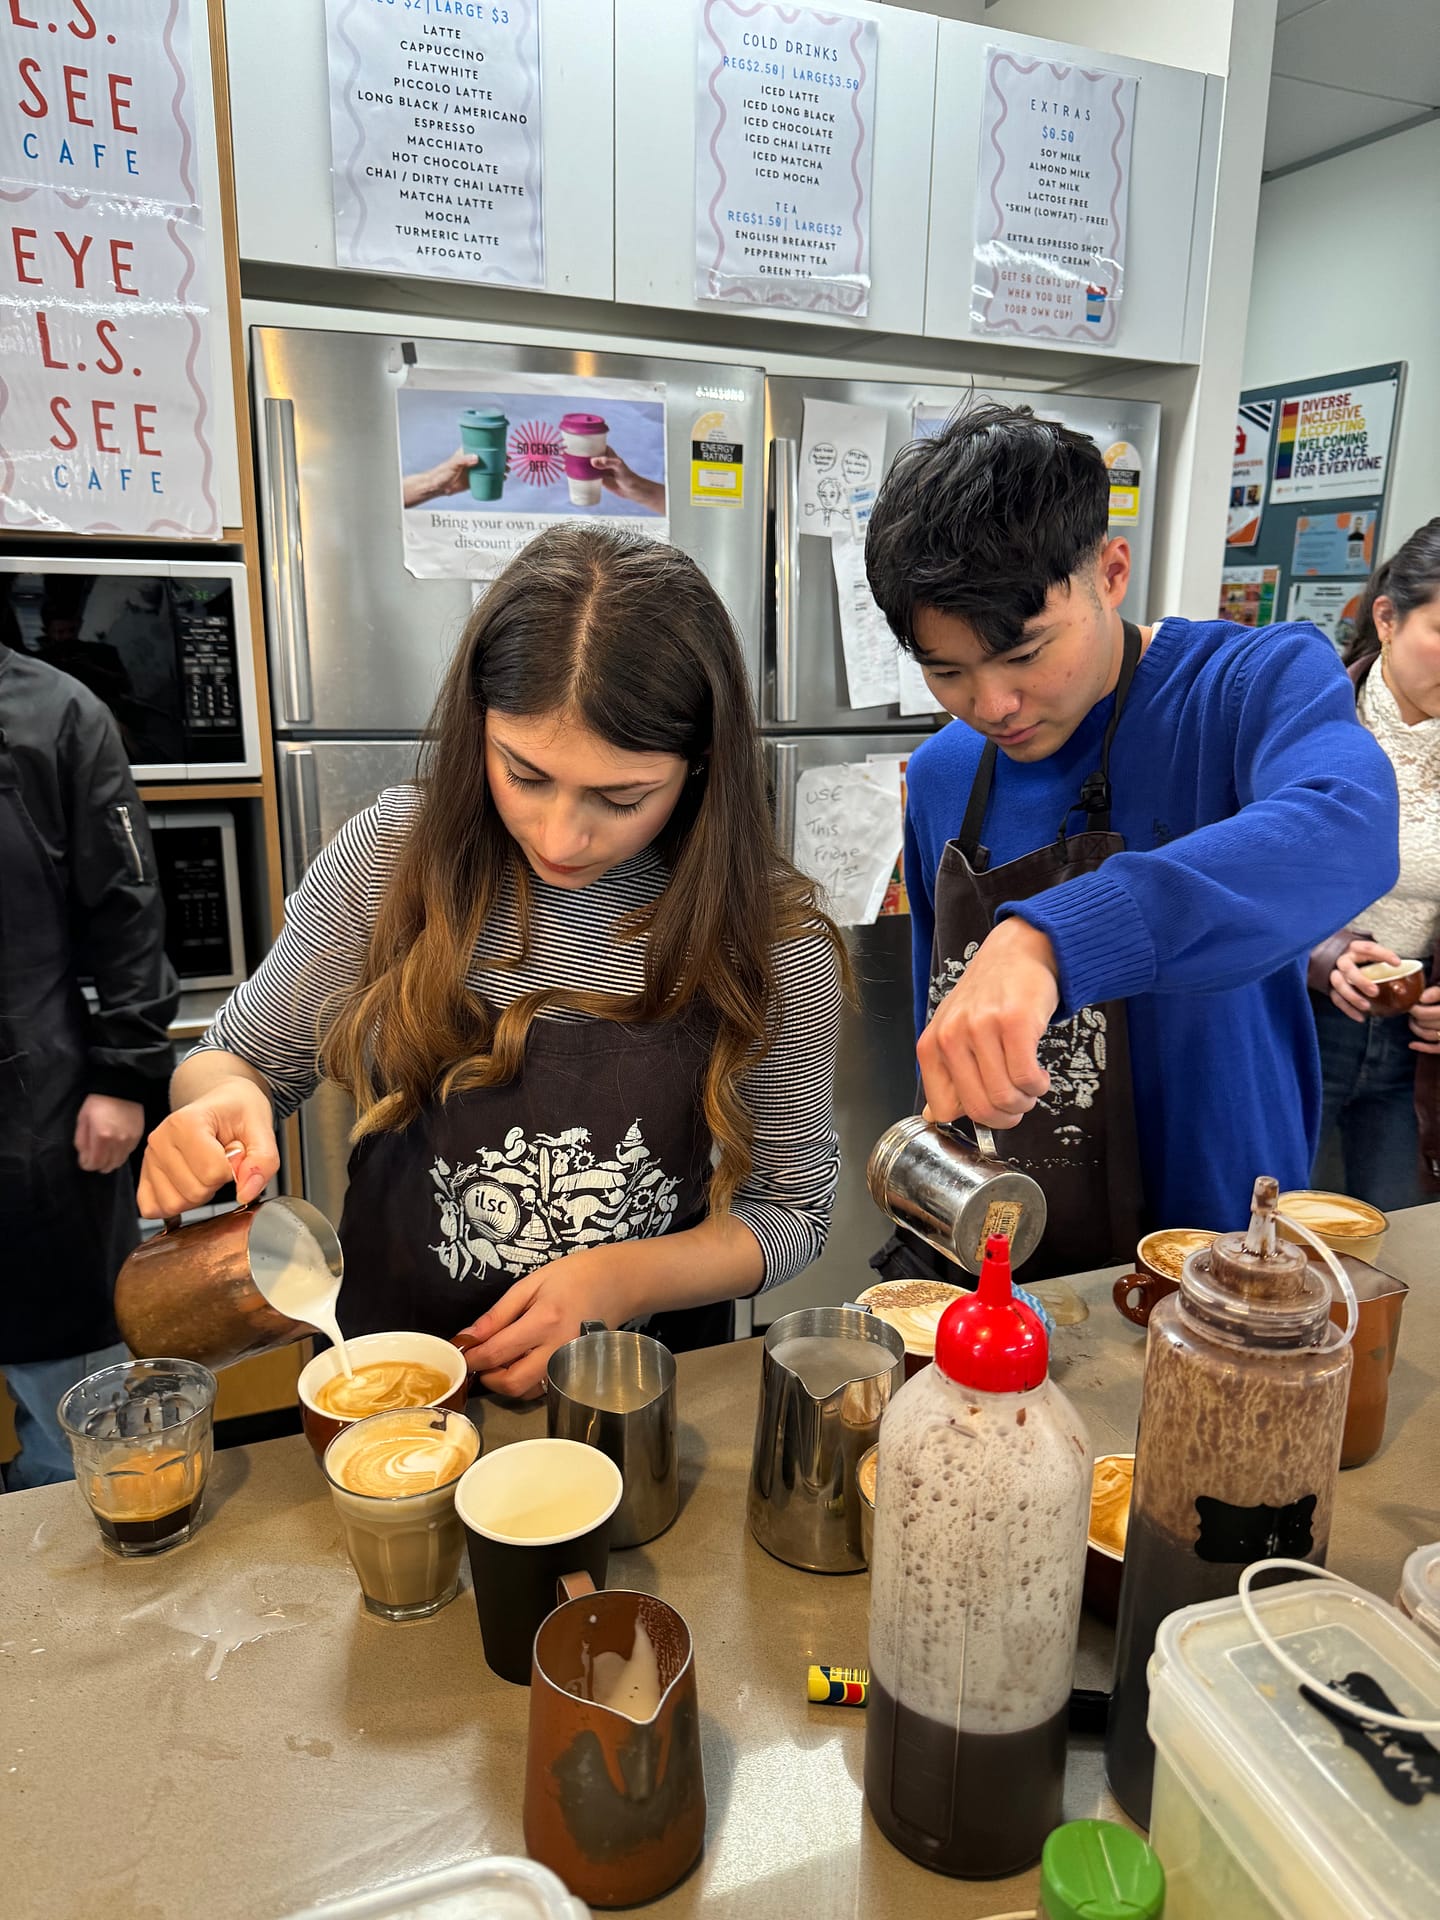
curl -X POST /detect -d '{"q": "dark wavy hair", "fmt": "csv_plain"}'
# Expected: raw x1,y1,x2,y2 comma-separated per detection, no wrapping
1346,517,1440,669
864,400,1111,655
322,523,848,1215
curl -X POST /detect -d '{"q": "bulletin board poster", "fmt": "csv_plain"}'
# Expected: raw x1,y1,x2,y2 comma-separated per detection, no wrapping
972,49,1136,347
1227,400,1275,548
324,0,544,289
1219,565,1279,629
694,0,877,317
397,367,668,580
1270,379,1397,504
0,0,219,537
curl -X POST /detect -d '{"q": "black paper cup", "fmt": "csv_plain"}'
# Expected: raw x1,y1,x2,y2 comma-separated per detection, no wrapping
454,1438,623,1685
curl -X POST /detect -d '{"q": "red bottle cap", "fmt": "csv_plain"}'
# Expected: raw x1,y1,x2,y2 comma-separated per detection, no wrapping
933,1235,1049,1392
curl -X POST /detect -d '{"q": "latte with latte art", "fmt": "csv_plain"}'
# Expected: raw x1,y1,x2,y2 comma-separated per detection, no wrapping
314,1360,452,1420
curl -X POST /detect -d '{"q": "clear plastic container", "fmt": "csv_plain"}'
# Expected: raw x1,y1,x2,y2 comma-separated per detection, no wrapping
282,1857,590,1920
1147,1580,1440,1920
1396,1542,1440,1648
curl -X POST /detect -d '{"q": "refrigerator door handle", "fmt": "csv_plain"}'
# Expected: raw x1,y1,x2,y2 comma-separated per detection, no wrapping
280,745,323,880
266,397,314,728
769,740,799,860
771,436,800,725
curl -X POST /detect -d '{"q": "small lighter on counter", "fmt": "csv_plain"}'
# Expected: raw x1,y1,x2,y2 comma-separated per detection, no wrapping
806,1664,868,1707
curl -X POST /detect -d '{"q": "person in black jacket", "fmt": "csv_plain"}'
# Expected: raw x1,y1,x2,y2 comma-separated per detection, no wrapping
0,637,178,1490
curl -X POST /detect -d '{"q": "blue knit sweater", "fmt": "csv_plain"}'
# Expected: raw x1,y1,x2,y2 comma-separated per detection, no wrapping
903,617,1400,1231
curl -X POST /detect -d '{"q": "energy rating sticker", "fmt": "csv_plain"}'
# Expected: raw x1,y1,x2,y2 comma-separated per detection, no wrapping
691,410,745,507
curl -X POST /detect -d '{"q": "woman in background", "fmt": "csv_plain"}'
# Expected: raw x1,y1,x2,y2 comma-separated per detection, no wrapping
1309,519,1440,1210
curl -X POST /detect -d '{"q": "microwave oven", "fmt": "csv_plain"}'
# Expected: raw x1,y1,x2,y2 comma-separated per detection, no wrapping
0,556,262,781
148,808,247,992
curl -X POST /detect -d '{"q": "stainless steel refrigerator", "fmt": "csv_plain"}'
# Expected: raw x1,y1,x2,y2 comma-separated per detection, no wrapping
753,377,1160,1324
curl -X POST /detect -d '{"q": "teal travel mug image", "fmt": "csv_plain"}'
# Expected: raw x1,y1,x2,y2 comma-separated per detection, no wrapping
458,408,509,501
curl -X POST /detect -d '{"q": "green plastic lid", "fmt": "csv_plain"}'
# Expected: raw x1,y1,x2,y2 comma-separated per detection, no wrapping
1039,1820,1165,1920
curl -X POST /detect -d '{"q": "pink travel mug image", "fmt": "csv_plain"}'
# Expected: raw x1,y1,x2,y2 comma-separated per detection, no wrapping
560,412,609,507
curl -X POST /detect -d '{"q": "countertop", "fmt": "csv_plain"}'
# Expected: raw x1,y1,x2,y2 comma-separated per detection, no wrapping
4,1210,1437,1920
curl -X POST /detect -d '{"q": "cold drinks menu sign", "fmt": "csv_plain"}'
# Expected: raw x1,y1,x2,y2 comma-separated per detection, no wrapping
695,0,877,317
0,0,219,537
971,48,1136,347
325,0,544,289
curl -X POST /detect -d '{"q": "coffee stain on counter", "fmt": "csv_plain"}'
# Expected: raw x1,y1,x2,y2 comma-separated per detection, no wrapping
285,1733,335,1758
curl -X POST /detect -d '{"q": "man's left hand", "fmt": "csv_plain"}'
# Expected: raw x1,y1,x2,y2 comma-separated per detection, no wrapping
453,1247,632,1400
918,917,1059,1129
74,1094,145,1175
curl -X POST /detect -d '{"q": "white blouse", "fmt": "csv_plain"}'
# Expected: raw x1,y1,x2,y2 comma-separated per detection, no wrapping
1358,662,1440,959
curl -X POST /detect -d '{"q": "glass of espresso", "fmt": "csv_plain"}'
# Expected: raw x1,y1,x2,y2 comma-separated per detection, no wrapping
323,1407,481,1621
57,1358,218,1557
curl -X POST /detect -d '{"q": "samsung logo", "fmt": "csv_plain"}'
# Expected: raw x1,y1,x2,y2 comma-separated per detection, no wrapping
697,386,747,401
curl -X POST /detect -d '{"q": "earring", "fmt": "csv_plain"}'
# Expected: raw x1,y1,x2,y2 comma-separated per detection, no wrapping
689,762,707,780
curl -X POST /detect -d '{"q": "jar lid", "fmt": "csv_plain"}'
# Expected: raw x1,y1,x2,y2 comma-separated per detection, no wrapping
1399,1541,1440,1642
932,1234,1047,1391
1039,1819,1165,1920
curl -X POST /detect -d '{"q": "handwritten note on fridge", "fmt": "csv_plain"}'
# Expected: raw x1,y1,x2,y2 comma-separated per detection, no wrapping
800,400,888,535
792,762,903,927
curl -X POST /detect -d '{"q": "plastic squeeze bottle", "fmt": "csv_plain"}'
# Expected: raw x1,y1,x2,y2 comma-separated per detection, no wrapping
865,1234,1091,1878
1104,1175,1352,1826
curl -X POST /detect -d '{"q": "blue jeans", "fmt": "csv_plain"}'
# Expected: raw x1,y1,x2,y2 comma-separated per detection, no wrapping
1311,993,1424,1212
1,1343,130,1492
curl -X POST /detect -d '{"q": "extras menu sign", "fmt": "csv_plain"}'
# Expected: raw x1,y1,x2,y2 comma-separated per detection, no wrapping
695,0,877,317
325,0,544,288
0,0,219,536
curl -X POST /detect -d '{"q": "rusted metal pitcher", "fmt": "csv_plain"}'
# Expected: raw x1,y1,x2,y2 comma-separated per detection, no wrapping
114,1198,342,1372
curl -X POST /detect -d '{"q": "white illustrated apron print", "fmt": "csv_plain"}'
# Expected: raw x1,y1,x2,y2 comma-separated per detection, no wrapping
427,1120,683,1283
928,941,1109,1121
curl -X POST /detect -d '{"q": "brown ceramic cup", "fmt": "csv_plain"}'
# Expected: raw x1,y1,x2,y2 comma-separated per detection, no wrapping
297,1331,469,1460
1356,958,1426,1017
525,1574,706,1909
1111,1229,1216,1327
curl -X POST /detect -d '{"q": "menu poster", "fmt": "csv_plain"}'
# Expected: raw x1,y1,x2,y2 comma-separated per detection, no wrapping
325,0,544,289
1227,399,1275,548
1270,380,1397,504
0,0,218,536
695,0,877,317
972,49,1136,347
397,367,667,580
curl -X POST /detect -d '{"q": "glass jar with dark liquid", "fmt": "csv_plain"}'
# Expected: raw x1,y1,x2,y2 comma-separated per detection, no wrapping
1105,1176,1351,1825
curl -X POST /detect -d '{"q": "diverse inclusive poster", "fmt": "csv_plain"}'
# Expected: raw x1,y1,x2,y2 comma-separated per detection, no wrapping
972,49,1136,347
1227,400,1275,548
0,0,218,536
325,0,544,288
396,370,668,580
1269,380,1397,504
694,0,877,316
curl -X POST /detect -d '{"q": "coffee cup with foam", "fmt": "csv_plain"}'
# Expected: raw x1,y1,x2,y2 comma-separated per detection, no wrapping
298,1330,469,1459
323,1406,480,1621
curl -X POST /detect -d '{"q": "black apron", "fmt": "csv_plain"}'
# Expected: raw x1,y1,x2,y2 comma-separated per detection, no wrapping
877,624,1147,1284
0,729,132,1362
336,1009,733,1354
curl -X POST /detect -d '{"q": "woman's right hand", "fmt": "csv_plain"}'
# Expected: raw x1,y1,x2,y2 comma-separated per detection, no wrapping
137,1076,280,1218
1329,937,1404,1022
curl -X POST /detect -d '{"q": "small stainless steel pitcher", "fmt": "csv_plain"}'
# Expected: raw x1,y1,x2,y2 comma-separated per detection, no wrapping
747,1307,904,1574
868,1115,1047,1275
547,1328,678,1548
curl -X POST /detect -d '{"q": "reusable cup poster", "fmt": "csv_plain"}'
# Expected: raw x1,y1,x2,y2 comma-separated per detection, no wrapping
1270,380,1398,504
694,0,877,317
1287,580,1362,655
397,369,668,580
972,48,1136,347
0,0,219,536
1291,509,1376,577
1227,399,1275,548
1219,565,1280,629
325,0,544,288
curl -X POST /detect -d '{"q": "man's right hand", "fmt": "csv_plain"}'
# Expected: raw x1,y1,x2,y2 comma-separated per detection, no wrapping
137,1077,280,1218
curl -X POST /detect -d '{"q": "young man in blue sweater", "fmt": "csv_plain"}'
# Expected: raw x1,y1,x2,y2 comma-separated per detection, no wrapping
864,404,1398,1276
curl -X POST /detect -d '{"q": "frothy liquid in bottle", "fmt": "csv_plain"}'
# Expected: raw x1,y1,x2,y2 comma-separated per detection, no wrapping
250,1203,353,1376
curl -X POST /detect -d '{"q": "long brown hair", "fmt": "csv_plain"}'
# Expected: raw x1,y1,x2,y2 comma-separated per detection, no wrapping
322,524,849,1212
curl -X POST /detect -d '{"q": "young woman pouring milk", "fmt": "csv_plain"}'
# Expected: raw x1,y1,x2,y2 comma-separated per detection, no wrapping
137,527,848,1397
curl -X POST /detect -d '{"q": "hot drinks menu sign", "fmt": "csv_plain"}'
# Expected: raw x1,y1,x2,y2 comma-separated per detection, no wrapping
694,0,877,317
0,0,219,537
325,0,544,289
971,47,1136,348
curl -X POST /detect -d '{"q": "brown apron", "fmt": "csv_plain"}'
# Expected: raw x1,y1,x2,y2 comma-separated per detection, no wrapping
337,1009,733,1354
878,623,1146,1283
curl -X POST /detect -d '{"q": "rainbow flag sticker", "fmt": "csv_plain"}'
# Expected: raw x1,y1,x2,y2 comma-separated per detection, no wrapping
1274,398,1301,481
